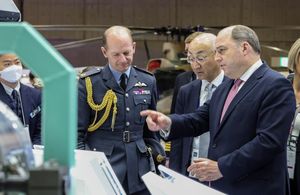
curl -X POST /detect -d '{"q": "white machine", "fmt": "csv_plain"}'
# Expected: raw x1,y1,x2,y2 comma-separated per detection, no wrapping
0,0,21,22
142,165,225,195
33,149,126,195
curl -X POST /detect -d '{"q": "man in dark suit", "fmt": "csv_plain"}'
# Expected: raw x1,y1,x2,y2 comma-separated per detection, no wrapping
141,25,295,195
170,32,202,114
165,32,202,161
169,33,228,177
0,53,41,145
77,26,158,195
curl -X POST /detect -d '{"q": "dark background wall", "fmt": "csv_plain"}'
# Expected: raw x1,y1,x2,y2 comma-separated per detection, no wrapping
13,0,300,68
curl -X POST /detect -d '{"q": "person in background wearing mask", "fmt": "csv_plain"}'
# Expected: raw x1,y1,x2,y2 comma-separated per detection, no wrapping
0,53,41,145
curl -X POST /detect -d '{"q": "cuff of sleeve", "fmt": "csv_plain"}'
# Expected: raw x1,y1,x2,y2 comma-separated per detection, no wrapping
159,124,171,139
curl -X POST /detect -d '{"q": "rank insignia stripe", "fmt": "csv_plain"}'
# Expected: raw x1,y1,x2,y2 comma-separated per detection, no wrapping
133,89,151,95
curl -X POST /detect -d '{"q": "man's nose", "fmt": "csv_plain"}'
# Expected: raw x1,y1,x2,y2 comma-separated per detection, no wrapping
119,54,127,62
214,53,221,63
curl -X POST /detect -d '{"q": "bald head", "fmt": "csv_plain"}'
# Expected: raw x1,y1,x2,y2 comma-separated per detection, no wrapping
101,26,136,73
103,26,133,48
189,33,216,53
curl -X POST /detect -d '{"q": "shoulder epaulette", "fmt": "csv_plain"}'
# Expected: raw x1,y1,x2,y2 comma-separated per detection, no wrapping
80,67,102,79
133,66,153,76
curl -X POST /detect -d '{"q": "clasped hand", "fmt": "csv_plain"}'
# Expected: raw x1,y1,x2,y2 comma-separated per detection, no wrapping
187,158,223,182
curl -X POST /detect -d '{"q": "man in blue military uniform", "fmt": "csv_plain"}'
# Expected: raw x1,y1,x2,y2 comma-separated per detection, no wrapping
77,26,158,195
0,53,41,145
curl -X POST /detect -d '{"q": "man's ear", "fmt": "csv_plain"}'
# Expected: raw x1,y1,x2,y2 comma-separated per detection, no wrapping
101,46,108,58
241,42,250,55
132,42,136,54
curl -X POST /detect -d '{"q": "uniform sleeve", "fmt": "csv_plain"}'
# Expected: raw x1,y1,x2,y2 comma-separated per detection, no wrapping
77,79,91,149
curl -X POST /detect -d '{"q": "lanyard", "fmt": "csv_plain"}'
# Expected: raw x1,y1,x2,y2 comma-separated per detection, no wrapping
287,106,300,151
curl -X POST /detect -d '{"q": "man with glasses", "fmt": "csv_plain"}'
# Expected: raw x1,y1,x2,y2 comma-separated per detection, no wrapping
141,25,295,194
170,31,203,114
0,53,41,145
169,33,228,178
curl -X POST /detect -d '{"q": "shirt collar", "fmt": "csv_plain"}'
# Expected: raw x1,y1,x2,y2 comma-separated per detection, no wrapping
1,82,21,96
211,70,224,88
239,59,263,82
201,70,224,90
108,64,131,82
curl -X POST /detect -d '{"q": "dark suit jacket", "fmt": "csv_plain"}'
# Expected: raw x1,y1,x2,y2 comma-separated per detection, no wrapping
169,76,229,176
77,65,158,194
0,83,41,145
169,64,295,195
170,71,196,114
169,79,202,175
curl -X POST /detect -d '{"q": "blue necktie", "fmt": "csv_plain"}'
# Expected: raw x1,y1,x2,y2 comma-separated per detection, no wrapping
120,73,127,91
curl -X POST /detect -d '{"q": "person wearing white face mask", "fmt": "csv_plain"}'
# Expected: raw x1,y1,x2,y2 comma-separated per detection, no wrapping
0,53,42,145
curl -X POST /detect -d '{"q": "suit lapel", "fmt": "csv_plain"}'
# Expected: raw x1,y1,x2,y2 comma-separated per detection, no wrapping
19,84,30,123
190,80,202,109
215,64,268,138
214,79,233,126
126,68,138,92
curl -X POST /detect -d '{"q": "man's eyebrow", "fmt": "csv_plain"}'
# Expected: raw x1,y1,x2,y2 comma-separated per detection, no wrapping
2,58,19,62
188,50,205,55
195,50,205,55
216,46,225,49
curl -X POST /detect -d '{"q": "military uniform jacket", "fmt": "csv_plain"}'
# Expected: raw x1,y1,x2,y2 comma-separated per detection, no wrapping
0,83,42,145
77,65,158,194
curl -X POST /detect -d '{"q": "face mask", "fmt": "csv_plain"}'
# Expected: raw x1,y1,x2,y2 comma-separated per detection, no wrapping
0,65,23,83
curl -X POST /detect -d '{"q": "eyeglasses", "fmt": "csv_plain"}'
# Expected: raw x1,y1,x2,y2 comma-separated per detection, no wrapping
187,51,215,64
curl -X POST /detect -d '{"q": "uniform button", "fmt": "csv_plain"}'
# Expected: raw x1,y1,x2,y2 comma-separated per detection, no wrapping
126,122,130,126
125,93,129,97
143,99,147,103
126,107,130,112
212,143,217,148
93,148,96,151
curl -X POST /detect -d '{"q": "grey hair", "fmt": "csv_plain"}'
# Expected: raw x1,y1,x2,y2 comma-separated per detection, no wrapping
288,38,300,71
230,25,261,54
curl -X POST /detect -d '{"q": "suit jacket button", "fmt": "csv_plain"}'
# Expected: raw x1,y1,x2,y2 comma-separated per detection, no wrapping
212,143,217,148
93,148,96,151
